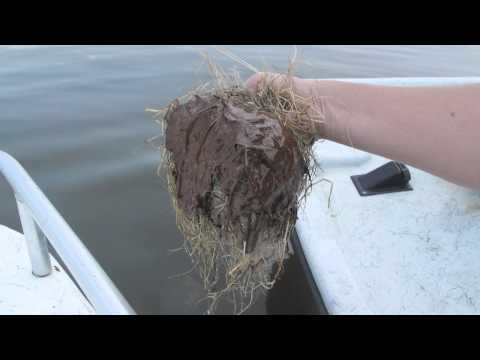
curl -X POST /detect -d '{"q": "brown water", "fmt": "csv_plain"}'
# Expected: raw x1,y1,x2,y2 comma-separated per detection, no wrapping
1,45,480,314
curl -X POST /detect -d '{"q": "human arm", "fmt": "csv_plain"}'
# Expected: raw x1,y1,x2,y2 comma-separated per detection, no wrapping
247,73,480,189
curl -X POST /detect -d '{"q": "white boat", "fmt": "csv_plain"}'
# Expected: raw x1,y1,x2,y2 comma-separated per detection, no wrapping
1,77,479,315
0,151,134,315
296,77,480,315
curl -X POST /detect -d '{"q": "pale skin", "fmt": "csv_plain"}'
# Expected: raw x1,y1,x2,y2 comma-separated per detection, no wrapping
246,73,480,190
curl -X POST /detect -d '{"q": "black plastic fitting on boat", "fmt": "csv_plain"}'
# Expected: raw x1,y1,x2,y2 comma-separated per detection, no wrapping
351,161,413,196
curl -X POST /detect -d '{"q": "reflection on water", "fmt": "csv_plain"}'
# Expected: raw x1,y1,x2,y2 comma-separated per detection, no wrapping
1,45,480,314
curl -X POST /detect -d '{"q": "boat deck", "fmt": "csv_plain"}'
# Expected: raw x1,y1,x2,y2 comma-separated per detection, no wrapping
297,141,480,315
0,225,95,315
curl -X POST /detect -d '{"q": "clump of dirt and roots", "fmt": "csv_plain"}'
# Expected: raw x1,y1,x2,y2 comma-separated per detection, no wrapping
148,53,325,314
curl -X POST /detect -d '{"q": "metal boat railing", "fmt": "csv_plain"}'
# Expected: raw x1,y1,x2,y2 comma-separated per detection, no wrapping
0,151,135,315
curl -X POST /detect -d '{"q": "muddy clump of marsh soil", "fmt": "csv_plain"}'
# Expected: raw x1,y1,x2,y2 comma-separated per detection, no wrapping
150,68,320,314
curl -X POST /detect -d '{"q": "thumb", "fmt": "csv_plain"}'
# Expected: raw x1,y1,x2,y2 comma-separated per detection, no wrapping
245,72,267,93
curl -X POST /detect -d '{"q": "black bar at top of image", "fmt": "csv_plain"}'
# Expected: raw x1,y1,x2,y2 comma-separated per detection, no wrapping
1,4,480,45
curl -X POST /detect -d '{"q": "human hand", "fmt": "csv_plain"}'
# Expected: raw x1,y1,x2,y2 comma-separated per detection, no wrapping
245,72,338,141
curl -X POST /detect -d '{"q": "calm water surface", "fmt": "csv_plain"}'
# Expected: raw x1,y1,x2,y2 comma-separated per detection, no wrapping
1,45,480,314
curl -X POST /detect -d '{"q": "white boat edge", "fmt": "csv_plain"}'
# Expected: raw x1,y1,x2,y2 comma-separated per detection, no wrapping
296,77,480,315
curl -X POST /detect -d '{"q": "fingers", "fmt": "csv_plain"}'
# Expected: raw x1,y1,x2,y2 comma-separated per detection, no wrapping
245,72,312,99
245,72,292,93
245,72,265,92
244,72,330,140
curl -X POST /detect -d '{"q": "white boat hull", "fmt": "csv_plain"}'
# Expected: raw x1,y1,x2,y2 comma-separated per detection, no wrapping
297,77,480,315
